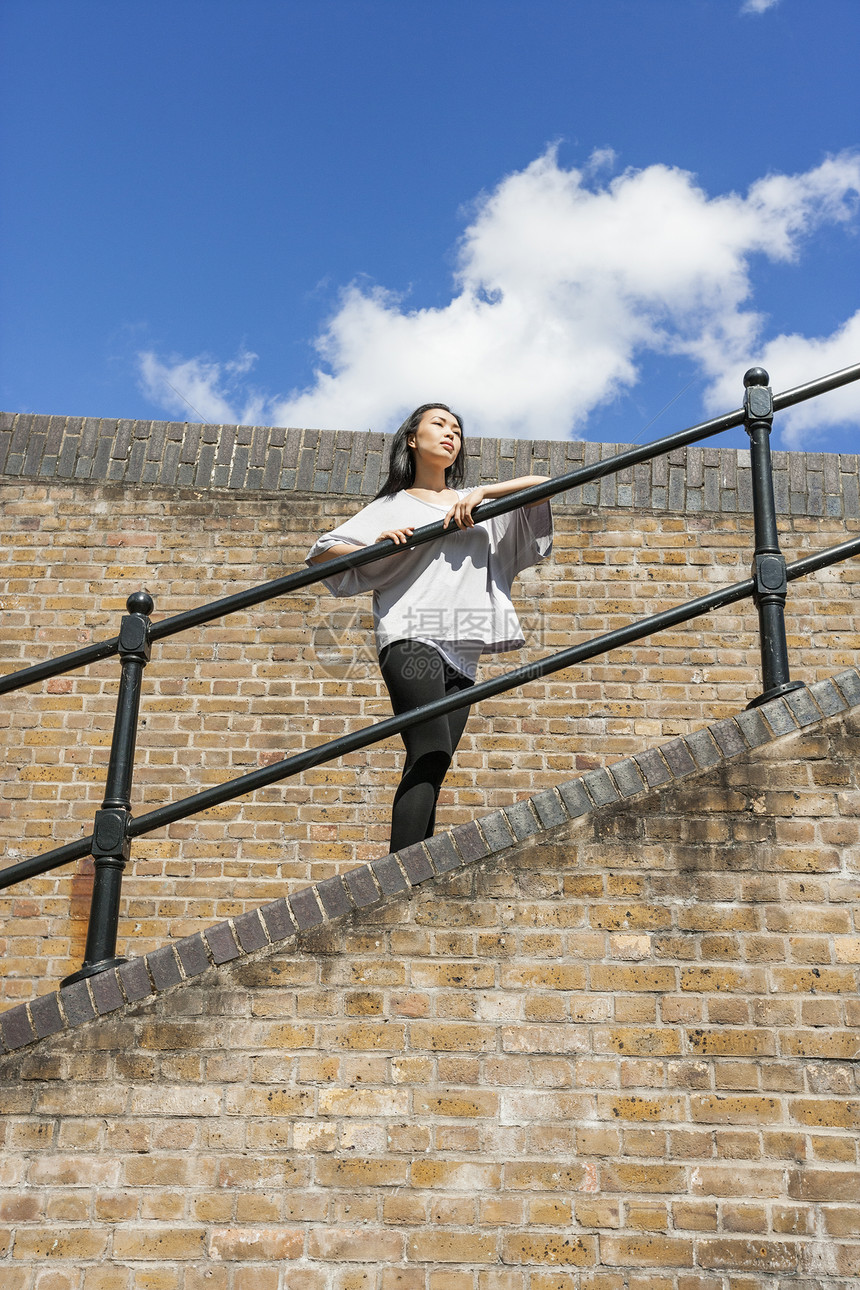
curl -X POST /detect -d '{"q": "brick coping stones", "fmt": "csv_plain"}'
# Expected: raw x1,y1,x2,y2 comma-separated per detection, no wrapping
2,668,859,1059
2,408,860,518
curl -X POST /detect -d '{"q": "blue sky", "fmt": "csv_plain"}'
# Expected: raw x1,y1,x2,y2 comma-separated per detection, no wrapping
1,0,859,455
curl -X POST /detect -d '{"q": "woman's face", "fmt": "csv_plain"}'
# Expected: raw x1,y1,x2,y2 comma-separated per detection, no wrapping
408,408,462,467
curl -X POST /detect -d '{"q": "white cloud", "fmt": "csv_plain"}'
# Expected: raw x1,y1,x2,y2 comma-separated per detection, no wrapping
138,347,268,426
741,0,780,13
701,311,860,450
138,148,860,446
584,146,618,177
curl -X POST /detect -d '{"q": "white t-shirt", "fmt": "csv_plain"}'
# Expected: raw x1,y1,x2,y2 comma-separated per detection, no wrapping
305,488,553,680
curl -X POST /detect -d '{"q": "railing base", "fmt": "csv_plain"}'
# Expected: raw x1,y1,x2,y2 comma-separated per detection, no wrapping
61,956,128,988
746,679,806,710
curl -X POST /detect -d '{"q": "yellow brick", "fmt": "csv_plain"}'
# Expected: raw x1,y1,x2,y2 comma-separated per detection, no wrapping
599,1235,694,1267
413,1091,499,1119
224,1088,314,1117
594,1028,682,1056
602,1163,687,1194
501,1233,597,1265
686,1029,775,1057
407,1021,496,1053
328,1022,407,1051
315,1158,408,1188
591,966,676,993
406,1231,496,1263
411,962,495,988
690,1095,781,1125
318,1089,409,1117
501,963,587,990
82,1268,135,1290
505,1162,590,1192
410,1160,501,1190
307,1228,403,1262
598,1095,685,1123
528,1197,572,1225
111,1228,207,1261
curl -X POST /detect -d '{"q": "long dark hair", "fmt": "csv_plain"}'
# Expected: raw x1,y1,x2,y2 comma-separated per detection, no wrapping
375,403,466,498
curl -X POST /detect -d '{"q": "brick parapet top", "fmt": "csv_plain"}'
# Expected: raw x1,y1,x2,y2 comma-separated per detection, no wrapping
2,667,858,1060
1,409,858,518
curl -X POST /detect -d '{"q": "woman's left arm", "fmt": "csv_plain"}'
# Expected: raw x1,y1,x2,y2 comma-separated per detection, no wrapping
444,476,550,529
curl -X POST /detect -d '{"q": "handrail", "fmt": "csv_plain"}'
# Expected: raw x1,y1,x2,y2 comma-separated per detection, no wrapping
2,361,860,984
2,529,858,893
3,358,860,698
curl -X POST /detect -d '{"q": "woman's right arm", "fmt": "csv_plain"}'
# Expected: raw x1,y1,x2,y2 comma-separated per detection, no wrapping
308,542,362,565
308,528,416,564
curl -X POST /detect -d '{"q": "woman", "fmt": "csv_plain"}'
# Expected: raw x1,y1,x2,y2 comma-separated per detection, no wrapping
307,403,552,854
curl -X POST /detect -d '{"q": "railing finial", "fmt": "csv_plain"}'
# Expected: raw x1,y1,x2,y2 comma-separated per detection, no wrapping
127,589,154,616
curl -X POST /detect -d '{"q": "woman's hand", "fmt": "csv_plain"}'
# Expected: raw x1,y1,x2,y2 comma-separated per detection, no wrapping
376,526,415,546
443,487,487,530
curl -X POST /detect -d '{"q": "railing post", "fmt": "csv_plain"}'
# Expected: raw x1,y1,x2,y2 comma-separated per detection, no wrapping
743,368,804,709
62,591,153,985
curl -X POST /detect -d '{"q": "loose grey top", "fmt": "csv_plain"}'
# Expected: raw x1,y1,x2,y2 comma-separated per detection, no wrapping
306,489,554,679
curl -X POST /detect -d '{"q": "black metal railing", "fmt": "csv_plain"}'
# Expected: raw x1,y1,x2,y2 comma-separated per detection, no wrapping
1,364,859,985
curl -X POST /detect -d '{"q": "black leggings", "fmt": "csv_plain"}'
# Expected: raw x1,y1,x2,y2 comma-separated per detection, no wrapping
379,640,474,853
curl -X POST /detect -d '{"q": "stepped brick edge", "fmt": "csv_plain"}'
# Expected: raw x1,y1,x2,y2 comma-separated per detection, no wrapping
2,668,859,1058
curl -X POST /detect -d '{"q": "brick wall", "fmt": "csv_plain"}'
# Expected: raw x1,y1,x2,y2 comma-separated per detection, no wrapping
1,683,859,1286
1,411,859,1004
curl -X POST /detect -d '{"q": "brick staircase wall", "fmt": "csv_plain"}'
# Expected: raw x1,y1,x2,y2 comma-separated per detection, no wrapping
1,410,859,1003
1,676,859,1286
